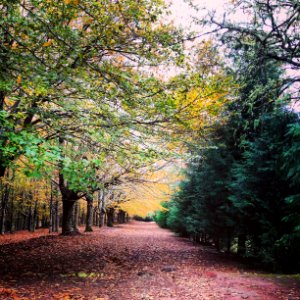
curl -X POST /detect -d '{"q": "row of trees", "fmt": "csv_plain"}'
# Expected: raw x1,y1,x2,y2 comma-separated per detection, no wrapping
155,0,300,272
0,0,184,235
1,1,234,235
0,169,129,235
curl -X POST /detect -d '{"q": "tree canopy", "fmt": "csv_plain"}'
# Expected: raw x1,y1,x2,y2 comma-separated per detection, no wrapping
0,0,299,273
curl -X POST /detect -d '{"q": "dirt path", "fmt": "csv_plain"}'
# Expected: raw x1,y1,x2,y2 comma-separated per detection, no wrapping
0,221,299,300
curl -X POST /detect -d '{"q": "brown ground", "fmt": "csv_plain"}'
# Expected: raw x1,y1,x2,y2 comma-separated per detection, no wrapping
0,221,299,300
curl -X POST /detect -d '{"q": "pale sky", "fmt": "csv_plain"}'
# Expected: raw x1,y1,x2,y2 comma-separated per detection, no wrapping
170,0,228,29
170,0,300,111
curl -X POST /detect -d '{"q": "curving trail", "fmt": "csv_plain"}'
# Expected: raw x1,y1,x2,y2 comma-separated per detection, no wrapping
0,221,299,300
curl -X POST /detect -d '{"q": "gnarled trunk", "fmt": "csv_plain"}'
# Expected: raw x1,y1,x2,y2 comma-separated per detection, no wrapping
59,163,81,235
62,199,79,235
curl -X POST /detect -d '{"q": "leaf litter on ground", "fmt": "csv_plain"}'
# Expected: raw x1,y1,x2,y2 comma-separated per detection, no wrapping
0,222,300,300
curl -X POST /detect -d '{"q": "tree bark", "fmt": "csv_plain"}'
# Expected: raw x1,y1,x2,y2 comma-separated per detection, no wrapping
59,163,81,235
0,92,7,178
10,190,14,233
100,209,105,227
98,190,105,227
0,187,8,234
55,199,59,232
49,181,53,233
27,204,32,232
117,210,126,224
85,194,93,232
0,166,6,178
32,200,37,232
107,207,114,227
62,199,79,235
73,201,79,231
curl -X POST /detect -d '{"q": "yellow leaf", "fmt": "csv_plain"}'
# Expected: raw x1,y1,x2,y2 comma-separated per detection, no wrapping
64,0,79,4
11,41,18,49
42,39,53,47
16,75,22,84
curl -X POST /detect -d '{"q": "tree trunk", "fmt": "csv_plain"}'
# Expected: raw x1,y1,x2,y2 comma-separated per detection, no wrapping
100,209,105,227
51,206,56,232
55,200,59,232
0,199,6,235
117,210,126,224
28,205,32,232
238,234,247,256
85,195,93,232
32,200,38,232
73,201,79,230
98,190,105,227
49,181,53,233
10,191,14,233
58,139,80,235
107,207,114,227
104,212,107,225
28,201,36,232
0,180,10,234
226,230,232,253
93,206,98,226
0,166,6,178
62,200,79,235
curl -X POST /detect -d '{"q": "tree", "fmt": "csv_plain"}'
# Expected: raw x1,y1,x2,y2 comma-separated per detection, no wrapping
229,109,299,268
207,0,300,100
0,0,183,176
0,0,186,234
156,0,300,271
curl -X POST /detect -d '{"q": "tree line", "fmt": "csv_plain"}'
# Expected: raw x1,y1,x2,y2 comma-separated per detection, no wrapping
0,170,130,235
0,0,186,235
0,0,233,236
155,0,300,273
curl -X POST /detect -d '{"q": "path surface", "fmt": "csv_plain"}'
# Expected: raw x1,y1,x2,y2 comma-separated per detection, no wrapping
0,221,299,300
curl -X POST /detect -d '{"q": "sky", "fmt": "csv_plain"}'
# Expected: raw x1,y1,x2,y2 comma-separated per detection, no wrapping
170,0,228,29
151,0,229,79
168,0,300,111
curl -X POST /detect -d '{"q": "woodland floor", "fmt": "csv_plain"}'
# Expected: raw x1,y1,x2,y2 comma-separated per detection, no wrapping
0,222,299,300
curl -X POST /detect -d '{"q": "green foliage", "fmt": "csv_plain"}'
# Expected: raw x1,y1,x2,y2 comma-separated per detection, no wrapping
153,202,169,229
0,0,185,192
230,110,300,270
156,1,300,271
158,104,300,271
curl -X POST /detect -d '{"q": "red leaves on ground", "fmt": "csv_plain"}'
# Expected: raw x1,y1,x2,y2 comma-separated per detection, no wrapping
0,222,299,299
0,288,21,300
0,229,57,246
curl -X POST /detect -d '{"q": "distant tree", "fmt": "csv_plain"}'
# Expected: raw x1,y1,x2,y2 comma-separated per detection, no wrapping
208,0,300,100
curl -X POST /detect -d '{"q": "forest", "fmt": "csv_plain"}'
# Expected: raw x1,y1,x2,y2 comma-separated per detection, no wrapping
0,0,300,298
155,0,300,273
